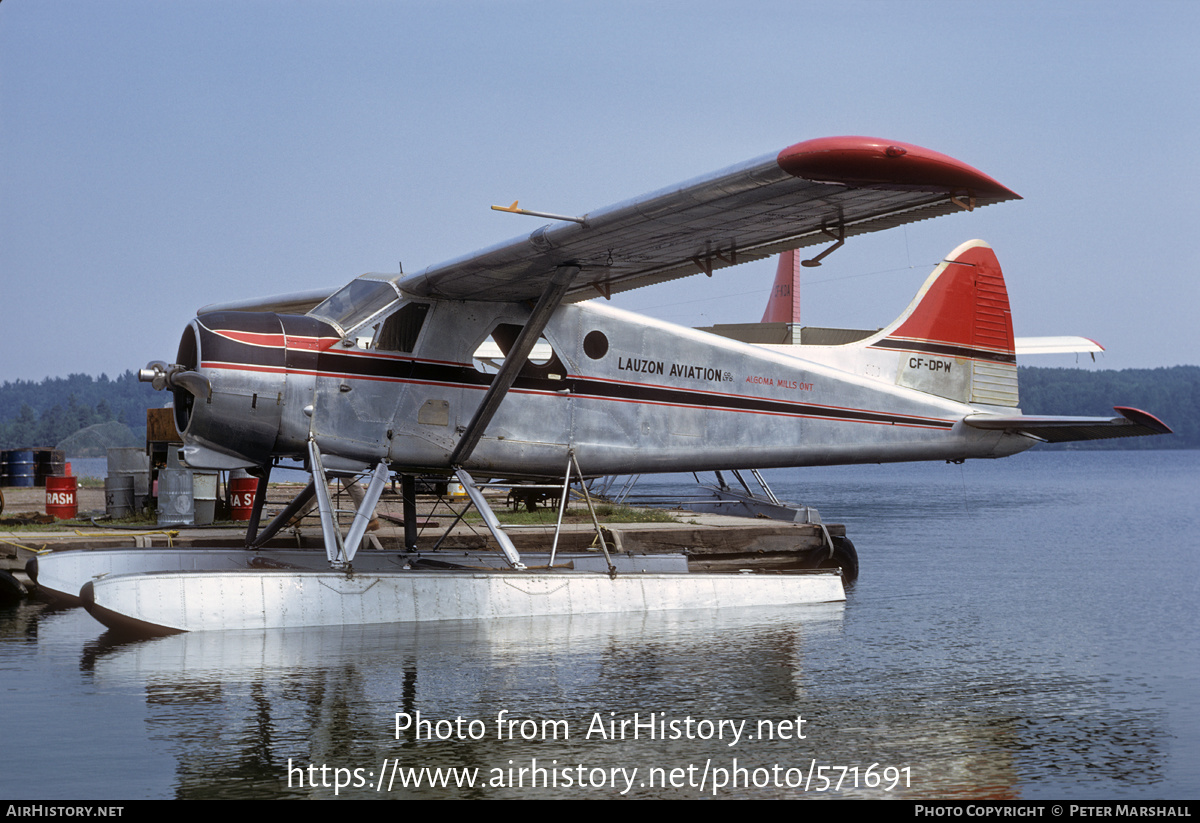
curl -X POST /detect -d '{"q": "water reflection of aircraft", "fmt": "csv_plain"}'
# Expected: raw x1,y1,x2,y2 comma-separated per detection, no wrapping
70,136,1169,633
84,608,853,799
79,608,1040,799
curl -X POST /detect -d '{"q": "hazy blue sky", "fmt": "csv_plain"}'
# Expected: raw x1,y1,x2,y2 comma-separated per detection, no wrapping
2,0,1196,384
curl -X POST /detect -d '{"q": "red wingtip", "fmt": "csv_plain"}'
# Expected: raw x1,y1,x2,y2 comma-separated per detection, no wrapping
1113,407,1173,434
777,136,1020,200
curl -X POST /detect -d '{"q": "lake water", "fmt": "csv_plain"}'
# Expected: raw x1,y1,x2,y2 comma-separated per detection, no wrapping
2,450,1196,800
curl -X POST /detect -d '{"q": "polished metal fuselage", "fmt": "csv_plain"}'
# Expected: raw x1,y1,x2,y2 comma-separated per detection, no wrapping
177,294,1032,478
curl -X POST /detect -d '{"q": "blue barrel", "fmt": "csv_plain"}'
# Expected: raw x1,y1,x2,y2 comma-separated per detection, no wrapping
5,449,35,487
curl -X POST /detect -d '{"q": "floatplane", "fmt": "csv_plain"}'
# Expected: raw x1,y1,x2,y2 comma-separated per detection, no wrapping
37,136,1170,634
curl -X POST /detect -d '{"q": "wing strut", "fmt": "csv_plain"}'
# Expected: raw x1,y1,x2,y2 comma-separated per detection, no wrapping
450,264,580,466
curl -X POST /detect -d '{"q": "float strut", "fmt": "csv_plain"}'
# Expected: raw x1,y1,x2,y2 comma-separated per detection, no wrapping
308,439,390,568
401,474,418,551
249,479,317,549
454,469,525,569
242,465,272,547
308,439,346,566
342,460,391,565
571,452,616,577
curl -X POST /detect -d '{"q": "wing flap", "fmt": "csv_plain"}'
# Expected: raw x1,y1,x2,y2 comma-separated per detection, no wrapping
963,406,1172,443
398,137,1019,304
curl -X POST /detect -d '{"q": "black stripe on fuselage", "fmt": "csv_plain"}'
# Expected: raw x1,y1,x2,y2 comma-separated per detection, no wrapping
197,325,287,369
212,351,952,432
563,375,952,428
871,337,1017,364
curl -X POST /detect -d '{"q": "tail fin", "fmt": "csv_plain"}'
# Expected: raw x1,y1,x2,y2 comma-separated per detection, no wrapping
761,249,801,324
862,239,1018,406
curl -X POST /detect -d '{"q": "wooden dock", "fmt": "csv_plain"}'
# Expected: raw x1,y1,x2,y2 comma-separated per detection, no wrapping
2,482,847,578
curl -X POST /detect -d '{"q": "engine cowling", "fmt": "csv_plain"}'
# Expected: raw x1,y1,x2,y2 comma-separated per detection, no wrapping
141,312,332,469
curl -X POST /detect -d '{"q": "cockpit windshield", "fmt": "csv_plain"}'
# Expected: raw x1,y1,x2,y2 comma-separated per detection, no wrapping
308,278,400,336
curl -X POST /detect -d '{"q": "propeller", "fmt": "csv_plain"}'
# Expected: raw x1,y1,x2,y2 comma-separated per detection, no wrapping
138,361,211,398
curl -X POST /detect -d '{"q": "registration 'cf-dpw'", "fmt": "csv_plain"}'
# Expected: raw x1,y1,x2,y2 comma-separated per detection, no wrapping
86,136,1170,633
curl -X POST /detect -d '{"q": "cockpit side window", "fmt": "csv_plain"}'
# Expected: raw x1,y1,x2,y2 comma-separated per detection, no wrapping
374,302,431,352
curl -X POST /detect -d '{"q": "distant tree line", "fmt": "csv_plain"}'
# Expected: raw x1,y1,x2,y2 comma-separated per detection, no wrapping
0,371,159,449
1017,365,1196,449
0,366,1194,452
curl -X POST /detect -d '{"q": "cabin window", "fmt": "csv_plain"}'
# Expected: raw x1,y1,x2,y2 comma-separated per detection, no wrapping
472,323,563,379
374,302,430,352
583,330,608,359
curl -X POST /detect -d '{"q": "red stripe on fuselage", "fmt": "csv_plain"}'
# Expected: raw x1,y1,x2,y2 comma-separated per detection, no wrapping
200,325,954,429
200,356,956,431
212,329,341,351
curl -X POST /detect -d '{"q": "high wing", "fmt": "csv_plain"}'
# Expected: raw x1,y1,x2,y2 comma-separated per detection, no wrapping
963,406,1172,443
397,136,1020,304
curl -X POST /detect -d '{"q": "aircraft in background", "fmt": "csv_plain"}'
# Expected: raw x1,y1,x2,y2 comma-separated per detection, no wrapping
702,247,1107,357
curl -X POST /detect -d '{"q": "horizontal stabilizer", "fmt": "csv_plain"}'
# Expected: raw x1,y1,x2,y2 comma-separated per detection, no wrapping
963,406,1172,443
1014,336,1104,355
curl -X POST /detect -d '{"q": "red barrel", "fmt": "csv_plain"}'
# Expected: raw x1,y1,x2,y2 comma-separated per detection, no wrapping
229,477,259,521
46,476,78,520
